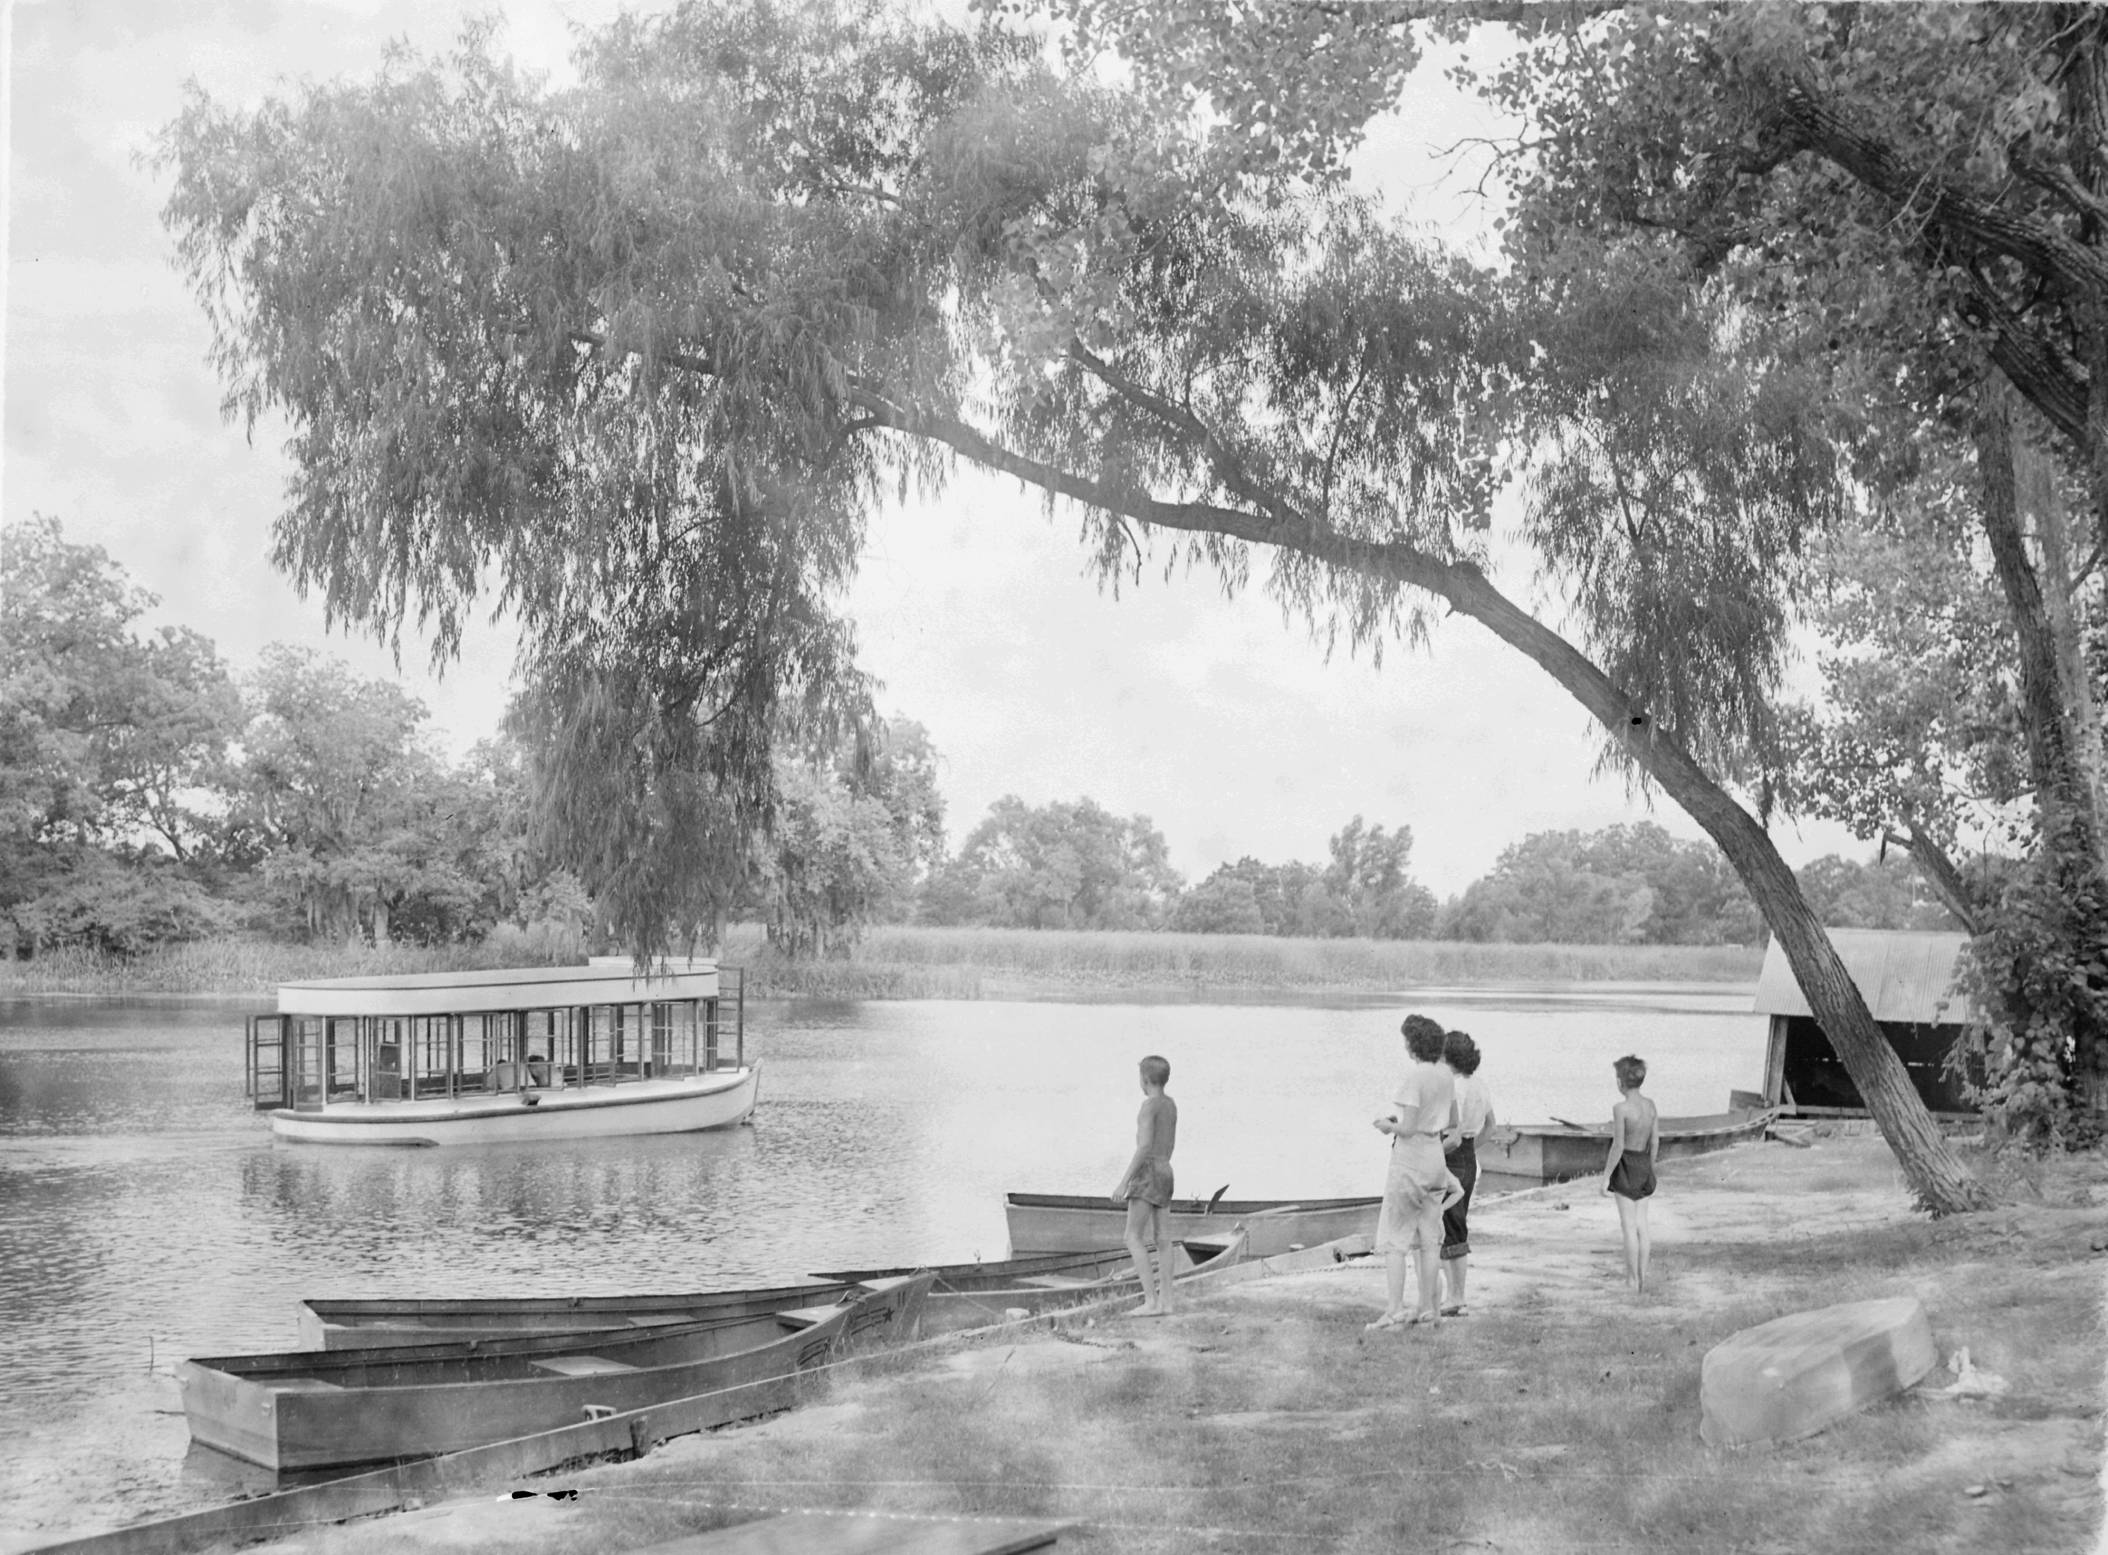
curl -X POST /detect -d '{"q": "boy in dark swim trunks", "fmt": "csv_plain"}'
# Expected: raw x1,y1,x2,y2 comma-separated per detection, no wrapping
1114,1054,1178,1316
1602,1054,1658,1293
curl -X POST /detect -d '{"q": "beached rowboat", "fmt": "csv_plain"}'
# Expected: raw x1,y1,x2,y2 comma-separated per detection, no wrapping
181,1275,931,1472
1474,1105,1775,1194
299,1239,1244,1351
818,1233,1245,1331
1004,1192,1380,1256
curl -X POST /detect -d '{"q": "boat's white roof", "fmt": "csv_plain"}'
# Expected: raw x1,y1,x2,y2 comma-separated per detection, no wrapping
277,961,720,1017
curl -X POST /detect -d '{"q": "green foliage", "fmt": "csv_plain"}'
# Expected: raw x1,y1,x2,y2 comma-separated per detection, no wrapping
1441,821,1761,946
1169,818,1440,940
155,0,1016,954
1954,813,2108,1148
1779,477,2025,877
1,516,245,954
924,795,1181,930
1796,854,1963,934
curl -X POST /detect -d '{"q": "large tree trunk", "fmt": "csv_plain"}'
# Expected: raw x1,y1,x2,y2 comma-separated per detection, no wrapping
1976,378,2108,1103
872,396,1994,1212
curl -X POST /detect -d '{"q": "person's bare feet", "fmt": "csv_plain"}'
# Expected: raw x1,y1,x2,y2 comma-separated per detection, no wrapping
1364,1310,1408,1331
1132,1302,1166,1318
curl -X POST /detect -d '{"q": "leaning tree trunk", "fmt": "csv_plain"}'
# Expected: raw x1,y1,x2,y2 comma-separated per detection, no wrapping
876,397,1997,1213
1440,564,1993,1215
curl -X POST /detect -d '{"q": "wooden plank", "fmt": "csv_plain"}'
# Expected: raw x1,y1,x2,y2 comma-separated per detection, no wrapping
632,1512,1071,1555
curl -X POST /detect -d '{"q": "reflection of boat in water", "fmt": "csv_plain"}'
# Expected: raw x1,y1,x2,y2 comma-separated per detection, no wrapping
297,1239,1244,1349
243,961,756,1146
1476,1105,1775,1194
182,1276,930,1471
1004,1192,1379,1257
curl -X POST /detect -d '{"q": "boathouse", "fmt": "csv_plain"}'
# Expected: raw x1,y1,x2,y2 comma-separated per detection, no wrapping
1752,928,1978,1117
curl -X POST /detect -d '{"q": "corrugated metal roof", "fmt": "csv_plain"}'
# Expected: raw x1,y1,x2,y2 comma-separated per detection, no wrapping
1751,929,1976,1025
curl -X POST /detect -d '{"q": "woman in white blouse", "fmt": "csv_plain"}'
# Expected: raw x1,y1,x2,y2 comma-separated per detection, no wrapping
1369,1014,1462,1329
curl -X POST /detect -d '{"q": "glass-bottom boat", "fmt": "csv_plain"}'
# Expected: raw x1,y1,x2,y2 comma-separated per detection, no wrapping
244,960,755,1146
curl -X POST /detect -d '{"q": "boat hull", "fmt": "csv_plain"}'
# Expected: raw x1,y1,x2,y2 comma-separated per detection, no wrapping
182,1275,928,1471
298,1277,857,1351
268,1067,759,1147
301,1242,1244,1349
1475,1107,1773,1194
1004,1193,1379,1257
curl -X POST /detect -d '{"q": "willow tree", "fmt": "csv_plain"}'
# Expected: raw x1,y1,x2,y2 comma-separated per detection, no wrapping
1040,0,2108,1138
158,2,1988,1209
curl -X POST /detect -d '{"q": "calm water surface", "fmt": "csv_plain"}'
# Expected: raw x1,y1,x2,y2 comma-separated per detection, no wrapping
0,985,1764,1546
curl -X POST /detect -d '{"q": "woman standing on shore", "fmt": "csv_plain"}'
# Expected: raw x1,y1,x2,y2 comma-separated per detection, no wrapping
1602,1054,1659,1293
1439,1030,1493,1317
1369,1014,1461,1330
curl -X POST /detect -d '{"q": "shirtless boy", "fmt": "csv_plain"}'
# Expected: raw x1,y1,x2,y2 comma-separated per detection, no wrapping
1601,1054,1659,1293
1113,1054,1178,1316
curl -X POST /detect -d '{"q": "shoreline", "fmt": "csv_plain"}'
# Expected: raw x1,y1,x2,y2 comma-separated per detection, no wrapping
0,929,1763,1003
38,1133,2099,1555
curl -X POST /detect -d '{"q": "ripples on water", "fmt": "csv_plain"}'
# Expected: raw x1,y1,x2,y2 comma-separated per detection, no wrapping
0,987,1765,1545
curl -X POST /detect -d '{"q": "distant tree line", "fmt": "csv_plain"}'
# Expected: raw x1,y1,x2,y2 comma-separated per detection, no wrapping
3,516,1961,961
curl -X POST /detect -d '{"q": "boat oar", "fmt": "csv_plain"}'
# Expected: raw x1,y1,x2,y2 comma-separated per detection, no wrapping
1204,1185,1229,1216
1550,1116,1593,1131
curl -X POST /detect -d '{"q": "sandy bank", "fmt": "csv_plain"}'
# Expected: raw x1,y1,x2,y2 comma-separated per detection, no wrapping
154,1137,2108,1555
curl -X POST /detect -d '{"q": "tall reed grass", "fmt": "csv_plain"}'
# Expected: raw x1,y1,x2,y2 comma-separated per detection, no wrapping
2,926,1758,1000
0,939,574,998
722,923,1759,997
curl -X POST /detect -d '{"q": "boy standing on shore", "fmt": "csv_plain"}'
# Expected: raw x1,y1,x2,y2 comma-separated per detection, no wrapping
1602,1054,1659,1293
1114,1054,1178,1317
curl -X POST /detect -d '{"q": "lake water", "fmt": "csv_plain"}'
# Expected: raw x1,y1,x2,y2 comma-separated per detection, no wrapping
0,984,1764,1547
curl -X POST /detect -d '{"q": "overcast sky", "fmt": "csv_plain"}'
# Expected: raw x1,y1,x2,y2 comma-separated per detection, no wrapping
3,0,1865,896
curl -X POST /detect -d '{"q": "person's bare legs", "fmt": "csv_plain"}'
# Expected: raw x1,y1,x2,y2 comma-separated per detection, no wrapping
1413,1205,1444,1322
1377,1250,1411,1324
1615,1195,1642,1292
1125,1199,1161,1314
1148,1204,1174,1314
1442,1253,1468,1312
1634,1199,1651,1293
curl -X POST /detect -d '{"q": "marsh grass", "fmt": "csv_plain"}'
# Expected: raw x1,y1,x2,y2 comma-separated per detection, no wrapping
5,926,1758,1001
726,924,1760,1001
0,939,574,998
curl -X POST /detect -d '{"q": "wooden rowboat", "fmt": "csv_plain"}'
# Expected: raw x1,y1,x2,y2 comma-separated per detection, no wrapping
1474,1105,1774,1194
299,1278,862,1351
817,1232,1246,1331
181,1274,931,1472
300,1239,1246,1351
1004,1192,1379,1257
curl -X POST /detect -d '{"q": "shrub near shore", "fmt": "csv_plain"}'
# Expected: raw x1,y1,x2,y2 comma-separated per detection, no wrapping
0,928,1761,1000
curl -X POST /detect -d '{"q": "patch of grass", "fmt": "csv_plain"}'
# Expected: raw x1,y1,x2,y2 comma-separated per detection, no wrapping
529,1152,2101,1555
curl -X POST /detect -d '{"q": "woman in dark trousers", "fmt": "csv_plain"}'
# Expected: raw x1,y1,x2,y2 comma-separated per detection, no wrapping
1438,1031,1493,1316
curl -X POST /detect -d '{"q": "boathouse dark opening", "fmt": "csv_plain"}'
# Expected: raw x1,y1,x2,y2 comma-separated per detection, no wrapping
1753,929,1978,1119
